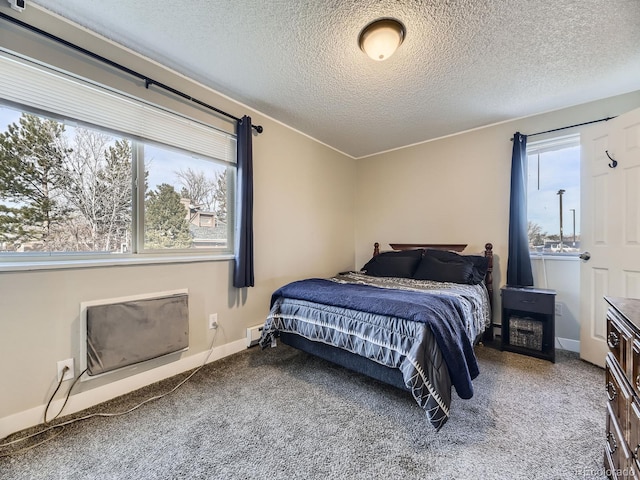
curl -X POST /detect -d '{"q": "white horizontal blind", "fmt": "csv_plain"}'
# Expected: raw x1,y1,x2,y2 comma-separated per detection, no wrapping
527,134,580,156
0,50,236,163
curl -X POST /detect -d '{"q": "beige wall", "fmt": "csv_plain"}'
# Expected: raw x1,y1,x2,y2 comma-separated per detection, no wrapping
3,3,640,435
355,90,640,315
531,257,580,346
0,6,355,427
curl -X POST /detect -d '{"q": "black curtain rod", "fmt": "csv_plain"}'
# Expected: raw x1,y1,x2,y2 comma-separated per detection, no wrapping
512,116,615,140
0,11,264,134
528,116,615,137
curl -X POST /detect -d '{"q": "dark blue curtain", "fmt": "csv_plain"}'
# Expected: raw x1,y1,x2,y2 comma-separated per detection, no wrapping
506,132,533,286
233,115,254,288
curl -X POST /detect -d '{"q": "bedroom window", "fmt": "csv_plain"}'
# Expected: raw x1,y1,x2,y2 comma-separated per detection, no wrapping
526,134,580,255
142,142,233,252
0,52,236,265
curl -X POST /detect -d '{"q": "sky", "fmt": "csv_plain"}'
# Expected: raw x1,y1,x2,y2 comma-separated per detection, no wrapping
527,145,580,238
0,106,18,132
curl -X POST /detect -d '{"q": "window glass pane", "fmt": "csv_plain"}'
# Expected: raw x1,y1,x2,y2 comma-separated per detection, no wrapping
1,54,238,265
527,138,580,254
0,105,132,255
143,143,231,251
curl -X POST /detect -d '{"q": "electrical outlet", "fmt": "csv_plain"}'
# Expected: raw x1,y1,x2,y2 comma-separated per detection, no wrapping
8,0,26,12
57,358,74,382
209,313,218,329
555,303,563,316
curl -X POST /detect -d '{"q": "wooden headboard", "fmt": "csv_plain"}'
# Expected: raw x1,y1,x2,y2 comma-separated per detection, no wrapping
388,243,467,252
372,242,494,310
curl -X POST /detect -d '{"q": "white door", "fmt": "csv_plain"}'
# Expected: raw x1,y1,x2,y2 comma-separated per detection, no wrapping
580,107,640,367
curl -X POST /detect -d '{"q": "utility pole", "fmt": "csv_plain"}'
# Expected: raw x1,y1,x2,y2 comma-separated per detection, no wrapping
557,189,565,252
570,208,576,247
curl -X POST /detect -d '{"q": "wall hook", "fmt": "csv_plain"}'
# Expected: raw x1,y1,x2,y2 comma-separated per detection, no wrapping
606,150,618,168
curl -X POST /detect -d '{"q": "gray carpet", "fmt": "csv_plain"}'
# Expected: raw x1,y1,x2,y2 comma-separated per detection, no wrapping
1,343,607,479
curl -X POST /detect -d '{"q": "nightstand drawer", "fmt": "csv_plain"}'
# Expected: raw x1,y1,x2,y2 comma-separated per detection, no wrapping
501,289,555,315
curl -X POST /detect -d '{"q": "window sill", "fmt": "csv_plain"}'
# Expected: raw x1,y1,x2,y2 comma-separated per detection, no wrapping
529,254,580,262
0,253,235,273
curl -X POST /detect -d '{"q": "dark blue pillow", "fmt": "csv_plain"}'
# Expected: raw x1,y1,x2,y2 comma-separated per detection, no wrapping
413,255,475,283
465,255,490,284
361,249,423,278
413,249,489,285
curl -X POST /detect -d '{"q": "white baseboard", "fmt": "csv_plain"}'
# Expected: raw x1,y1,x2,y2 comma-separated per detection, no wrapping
555,337,580,353
0,338,246,439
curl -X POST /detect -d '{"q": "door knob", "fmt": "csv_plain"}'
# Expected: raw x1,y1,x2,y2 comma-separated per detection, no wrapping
579,252,591,261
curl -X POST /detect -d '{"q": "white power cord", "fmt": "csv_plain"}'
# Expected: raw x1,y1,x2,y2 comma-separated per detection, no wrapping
0,327,219,457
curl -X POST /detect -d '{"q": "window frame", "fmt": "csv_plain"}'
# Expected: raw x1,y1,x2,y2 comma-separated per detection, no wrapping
0,51,237,271
526,133,581,258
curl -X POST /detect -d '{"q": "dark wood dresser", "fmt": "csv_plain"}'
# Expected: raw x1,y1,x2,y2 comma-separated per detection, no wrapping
605,296,640,479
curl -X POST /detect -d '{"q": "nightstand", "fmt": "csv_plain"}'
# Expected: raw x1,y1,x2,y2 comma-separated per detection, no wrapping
501,286,556,362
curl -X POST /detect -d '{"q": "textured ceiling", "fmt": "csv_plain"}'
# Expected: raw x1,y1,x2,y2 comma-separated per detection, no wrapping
26,0,640,158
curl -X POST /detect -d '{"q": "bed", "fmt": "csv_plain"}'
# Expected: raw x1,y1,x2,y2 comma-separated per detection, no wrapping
259,242,494,430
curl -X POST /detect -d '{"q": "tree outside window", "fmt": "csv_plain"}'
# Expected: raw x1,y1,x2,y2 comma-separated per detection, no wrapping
0,107,232,256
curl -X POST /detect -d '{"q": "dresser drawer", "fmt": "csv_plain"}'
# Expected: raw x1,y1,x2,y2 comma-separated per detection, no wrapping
604,298,640,479
632,340,640,397
629,400,640,473
501,289,554,315
608,309,633,371
607,353,634,438
607,402,633,477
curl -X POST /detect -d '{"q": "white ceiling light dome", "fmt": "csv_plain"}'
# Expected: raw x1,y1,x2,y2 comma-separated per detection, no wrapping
358,18,406,61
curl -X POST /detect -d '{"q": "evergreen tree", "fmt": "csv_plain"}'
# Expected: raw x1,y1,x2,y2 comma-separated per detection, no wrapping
0,113,71,250
145,183,192,249
100,139,133,251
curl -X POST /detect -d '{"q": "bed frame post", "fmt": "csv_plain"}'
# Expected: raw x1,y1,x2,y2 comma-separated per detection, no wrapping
373,242,380,257
483,242,494,342
483,243,493,303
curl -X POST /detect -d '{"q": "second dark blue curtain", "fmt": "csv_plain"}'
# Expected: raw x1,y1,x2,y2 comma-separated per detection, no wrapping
506,132,534,287
233,115,254,288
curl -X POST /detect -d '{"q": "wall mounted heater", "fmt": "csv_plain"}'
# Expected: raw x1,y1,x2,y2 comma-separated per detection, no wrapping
80,290,189,378
246,324,264,347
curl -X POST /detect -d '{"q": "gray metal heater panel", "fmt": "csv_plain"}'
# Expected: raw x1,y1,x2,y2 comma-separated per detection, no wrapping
86,294,189,376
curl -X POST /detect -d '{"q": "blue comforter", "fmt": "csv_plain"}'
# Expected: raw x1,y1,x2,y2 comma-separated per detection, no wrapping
271,278,479,399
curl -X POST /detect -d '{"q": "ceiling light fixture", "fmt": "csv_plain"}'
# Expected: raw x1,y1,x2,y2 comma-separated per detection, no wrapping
358,18,405,61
